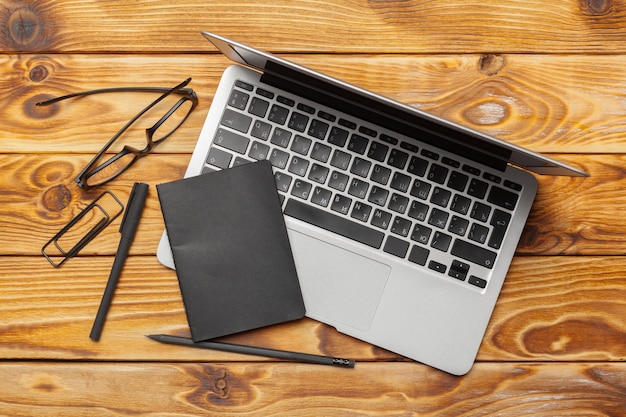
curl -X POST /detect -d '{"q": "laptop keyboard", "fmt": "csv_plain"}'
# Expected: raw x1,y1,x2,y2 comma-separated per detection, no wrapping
202,79,523,291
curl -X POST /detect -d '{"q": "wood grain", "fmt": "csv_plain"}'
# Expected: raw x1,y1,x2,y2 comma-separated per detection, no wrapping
0,362,624,416
1,255,624,363
2,0,626,54
3,54,626,154
0,153,619,257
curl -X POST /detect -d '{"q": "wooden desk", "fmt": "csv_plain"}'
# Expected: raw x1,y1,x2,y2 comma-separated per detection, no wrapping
1,1,625,415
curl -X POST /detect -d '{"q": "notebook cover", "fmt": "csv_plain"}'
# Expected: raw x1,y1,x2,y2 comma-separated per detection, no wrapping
157,160,305,341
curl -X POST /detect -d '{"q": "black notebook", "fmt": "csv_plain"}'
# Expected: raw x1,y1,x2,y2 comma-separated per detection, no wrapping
157,160,305,341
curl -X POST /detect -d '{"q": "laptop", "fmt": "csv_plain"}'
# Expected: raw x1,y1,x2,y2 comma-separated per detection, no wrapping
157,31,588,375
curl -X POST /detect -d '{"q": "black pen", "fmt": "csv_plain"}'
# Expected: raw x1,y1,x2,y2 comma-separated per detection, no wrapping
90,182,149,341
147,334,355,368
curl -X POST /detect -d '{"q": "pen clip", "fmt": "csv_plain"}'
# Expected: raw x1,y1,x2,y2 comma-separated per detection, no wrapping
119,182,145,233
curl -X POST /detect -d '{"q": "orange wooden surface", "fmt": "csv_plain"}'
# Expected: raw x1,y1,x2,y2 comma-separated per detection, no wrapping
1,1,625,415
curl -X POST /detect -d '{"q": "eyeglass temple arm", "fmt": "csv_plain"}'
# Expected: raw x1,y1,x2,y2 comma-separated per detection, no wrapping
36,78,193,106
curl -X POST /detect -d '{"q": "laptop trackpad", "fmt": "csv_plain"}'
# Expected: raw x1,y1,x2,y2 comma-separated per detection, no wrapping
288,230,391,332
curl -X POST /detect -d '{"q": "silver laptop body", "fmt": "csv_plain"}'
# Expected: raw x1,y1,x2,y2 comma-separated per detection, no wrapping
157,32,587,375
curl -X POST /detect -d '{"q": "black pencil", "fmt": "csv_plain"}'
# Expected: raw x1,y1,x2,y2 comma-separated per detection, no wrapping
147,334,355,368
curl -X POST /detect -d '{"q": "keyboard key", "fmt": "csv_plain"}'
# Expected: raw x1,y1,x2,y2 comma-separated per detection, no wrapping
351,157,372,178
338,118,357,130
391,216,412,237
390,172,411,193
269,148,289,169
448,216,469,236
430,187,452,207
371,209,392,230
308,119,329,140
318,110,336,122
388,193,409,214
256,88,274,99
235,80,253,91
270,127,292,148
291,179,312,199
228,89,249,110
451,194,471,215
488,209,511,249
288,156,310,177
310,142,332,162
351,202,373,222
329,171,349,192
483,172,501,184
297,103,315,114
311,186,332,207
248,97,269,117
359,126,377,137
268,104,289,125
449,260,470,281
220,109,252,133
442,157,460,168
371,164,391,185
388,149,409,169
248,141,270,160
451,239,497,269
284,199,385,249
411,224,432,245
214,128,249,154
448,171,469,192
308,164,329,183
368,186,389,206
408,201,429,222
471,202,491,223
428,208,449,229
274,172,292,193
408,156,428,177
328,126,349,147
380,134,398,145
348,134,369,154
384,236,410,258
408,245,430,265
330,150,351,170
421,149,439,160
431,231,452,252
233,157,251,167
468,275,487,289
288,111,309,132
251,120,272,141
469,223,489,244
331,194,352,215
427,163,449,184
429,260,446,274
468,178,488,199
368,142,389,162
206,147,232,169
348,178,369,199
488,186,519,210
277,96,294,107
291,135,312,155
410,179,431,200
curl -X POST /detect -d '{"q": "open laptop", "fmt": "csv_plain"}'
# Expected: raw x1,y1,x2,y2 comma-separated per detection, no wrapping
157,31,588,375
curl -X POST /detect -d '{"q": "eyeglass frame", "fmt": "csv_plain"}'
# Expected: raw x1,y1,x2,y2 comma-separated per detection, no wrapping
36,78,198,190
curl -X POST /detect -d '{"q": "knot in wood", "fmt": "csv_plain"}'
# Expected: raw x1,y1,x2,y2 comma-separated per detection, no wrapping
41,185,72,212
478,54,505,76
580,0,613,15
5,6,48,50
30,64,49,82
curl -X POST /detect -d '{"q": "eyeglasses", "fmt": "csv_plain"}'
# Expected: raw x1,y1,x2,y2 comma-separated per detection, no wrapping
37,78,198,190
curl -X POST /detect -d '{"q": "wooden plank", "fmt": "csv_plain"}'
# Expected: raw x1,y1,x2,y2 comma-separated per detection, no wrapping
3,53,626,155
0,153,617,257
0,362,624,416
1,255,624,362
2,1,626,54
